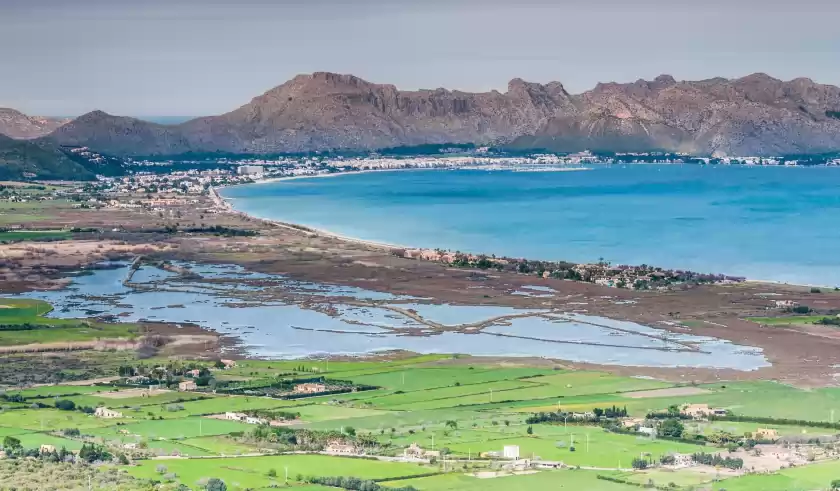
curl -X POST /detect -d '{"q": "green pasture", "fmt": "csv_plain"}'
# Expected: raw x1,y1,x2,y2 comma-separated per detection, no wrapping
385,469,639,491
128,454,435,490
85,417,250,440
0,230,72,242
0,408,123,431
712,459,840,491
446,426,703,468
345,367,553,391
180,436,262,455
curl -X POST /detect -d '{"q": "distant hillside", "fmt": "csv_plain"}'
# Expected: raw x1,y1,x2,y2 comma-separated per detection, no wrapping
0,135,96,180
0,108,70,139
42,72,840,157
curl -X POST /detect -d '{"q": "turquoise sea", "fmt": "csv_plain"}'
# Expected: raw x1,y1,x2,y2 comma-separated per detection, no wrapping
220,165,840,286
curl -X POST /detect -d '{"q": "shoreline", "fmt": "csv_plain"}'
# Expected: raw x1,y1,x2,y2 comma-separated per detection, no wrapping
211,185,408,251
212,175,833,290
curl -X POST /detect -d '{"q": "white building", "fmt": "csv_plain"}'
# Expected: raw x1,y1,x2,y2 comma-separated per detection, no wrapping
94,407,123,419
237,165,264,176
503,445,520,459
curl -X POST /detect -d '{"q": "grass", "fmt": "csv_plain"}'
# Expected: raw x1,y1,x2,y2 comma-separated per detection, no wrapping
0,408,123,431
607,469,713,487
128,455,435,490
711,459,840,490
392,372,671,411
748,315,836,326
0,230,72,242
345,367,553,391
85,417,252,440
444,426,703,468
0,297,139,345
179,436,262,455
384,469,639,491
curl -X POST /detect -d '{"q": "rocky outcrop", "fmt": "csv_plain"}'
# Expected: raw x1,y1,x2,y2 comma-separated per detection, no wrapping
42,72,840,156
0,108,70,139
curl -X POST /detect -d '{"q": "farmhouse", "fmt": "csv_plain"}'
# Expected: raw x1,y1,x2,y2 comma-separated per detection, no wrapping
621,417,645,428
404,442,440,459
39,444,56,454
325,440,362,456
186,369,201,377
755,428,780,440
294,383,327,394
681,404,726,419
178,380,197,391
94,407,123,419
225,412,247,421
220,359,237,369
503,445,520,459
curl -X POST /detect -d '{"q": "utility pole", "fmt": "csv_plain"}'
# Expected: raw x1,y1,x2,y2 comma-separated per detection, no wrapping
402,372,405,385
285,466,289,483
586,433,589,453
431,434,435,450
490,388,493,403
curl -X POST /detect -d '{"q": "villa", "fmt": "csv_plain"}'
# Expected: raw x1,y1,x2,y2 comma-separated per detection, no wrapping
294,383,327,394
325,440,362,456
94,407,123,419
178,380,197,391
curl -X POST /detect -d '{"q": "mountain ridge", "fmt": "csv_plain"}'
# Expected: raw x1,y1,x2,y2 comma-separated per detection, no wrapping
0,108,71,140
40,72,840,157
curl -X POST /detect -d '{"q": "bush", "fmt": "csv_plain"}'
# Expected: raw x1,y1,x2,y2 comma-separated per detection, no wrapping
631,457,648,470
205,478,227,491
54,399,76,411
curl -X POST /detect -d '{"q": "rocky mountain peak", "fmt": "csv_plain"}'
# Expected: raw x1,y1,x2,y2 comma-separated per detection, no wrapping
34,71,840,157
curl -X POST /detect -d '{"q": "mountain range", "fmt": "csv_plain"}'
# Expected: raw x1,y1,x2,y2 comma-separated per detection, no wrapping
5,72,840,160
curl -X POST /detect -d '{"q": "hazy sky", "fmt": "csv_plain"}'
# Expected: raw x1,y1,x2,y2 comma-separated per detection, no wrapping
2,0,839,117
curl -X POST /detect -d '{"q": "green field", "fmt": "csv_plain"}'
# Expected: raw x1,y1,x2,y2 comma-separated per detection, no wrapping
712,459,840,491
0,230,72,242
386,469,639,491
748,315,839,326
0,297,138,345
128,454,434,489
4,313,840,491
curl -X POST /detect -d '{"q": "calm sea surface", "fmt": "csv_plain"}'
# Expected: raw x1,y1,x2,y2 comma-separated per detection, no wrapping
220,165,840,286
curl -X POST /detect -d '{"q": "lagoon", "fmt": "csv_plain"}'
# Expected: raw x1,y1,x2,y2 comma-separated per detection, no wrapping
220,165,840,286
20,263,768,370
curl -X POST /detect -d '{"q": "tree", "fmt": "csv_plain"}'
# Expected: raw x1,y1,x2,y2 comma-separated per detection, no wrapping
54,399,76,411
526,425,533,435
659,419,685,438
156,464,168,475
631,457,648,470
344,426,356,436
118,453,130,465
205,478,227,491
267,468,277,478
2,436,21,450
445,420,458,430
830,479,840,490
